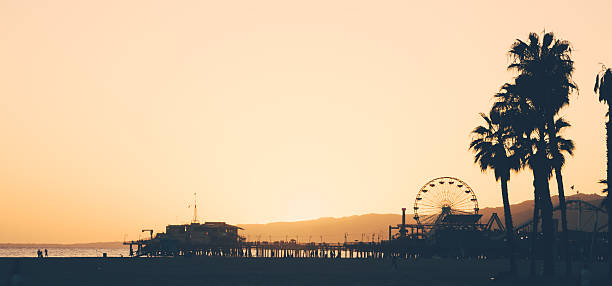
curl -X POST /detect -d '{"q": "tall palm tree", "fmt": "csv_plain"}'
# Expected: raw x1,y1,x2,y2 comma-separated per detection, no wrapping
594,67,612,276
470,109,520,276
493,81,541,276
501,106,575,277
508,32,576,277
550,117,575,276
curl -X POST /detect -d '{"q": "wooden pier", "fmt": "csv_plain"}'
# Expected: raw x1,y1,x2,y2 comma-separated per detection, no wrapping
124,240,395,259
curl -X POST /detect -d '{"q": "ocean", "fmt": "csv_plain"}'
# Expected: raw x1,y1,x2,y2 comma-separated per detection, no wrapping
0,247,130,257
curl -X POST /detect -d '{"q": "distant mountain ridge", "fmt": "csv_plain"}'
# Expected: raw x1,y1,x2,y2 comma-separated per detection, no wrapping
238,193,606,243
3,193,605,246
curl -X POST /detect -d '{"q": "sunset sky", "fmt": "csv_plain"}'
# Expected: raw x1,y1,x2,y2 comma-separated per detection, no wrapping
1,0,611,243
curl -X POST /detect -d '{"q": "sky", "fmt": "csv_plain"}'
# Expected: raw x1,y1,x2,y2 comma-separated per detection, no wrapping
1,0,611,243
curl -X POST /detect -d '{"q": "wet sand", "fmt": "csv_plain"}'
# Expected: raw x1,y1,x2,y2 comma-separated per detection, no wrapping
0,257,608,286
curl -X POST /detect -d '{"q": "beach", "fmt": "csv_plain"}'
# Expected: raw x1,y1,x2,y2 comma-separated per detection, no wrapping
1,257,608,286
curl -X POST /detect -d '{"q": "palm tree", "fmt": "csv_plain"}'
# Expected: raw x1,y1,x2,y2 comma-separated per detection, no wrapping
508,32,576,277
594,66,612,276
494,76,551,277
550,117,575,276
470,109,519,276
498,98,575,277
492,81,541,276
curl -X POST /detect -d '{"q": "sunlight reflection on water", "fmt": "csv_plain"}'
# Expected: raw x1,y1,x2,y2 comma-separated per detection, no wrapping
0,247,129,257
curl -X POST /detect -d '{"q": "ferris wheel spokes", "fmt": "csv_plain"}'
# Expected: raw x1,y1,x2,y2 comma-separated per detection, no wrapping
413,177,479,225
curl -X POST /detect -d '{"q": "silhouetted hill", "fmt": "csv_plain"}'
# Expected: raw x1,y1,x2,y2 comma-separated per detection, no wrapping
239,214,408,243
7,194,604,245
239,193,606,243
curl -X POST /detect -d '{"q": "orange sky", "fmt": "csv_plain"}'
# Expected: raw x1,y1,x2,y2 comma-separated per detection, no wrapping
1,0,611,243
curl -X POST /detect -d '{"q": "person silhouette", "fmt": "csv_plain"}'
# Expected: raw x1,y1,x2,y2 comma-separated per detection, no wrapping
44,249,48,257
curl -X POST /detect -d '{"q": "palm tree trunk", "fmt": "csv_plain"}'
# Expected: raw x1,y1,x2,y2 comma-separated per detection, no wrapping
530,181,539,278
607,111,612,277
539,175,555,278
555,168,571,276
500,176,517,276
534,155,555,278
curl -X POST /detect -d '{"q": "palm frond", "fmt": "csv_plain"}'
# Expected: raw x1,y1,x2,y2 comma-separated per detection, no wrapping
472,126,490,136
554,117,571,132
557,138,575,156
596,69,612,104
542,32,553,50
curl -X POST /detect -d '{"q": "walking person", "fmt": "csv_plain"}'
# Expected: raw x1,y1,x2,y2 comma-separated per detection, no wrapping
44,249,48,257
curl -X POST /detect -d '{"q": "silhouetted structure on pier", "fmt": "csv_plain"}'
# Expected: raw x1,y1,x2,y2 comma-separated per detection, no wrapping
125,221,244,257
384,178,608,261
125,177,607,261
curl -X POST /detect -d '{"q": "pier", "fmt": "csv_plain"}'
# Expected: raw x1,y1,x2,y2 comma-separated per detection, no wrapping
124,240,388,259
123,181,607,262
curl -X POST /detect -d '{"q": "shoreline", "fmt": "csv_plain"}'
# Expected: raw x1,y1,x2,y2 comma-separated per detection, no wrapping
0,243,126,249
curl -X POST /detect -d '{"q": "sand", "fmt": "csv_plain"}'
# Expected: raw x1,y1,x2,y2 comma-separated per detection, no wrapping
0,257,608,286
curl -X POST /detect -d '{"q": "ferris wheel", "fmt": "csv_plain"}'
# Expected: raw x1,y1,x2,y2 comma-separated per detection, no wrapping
413,177,479,225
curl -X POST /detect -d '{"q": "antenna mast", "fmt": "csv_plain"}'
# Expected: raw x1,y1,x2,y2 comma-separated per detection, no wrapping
192,192,199,223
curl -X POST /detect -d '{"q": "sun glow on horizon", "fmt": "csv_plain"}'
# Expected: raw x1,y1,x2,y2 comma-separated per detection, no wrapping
1,0,611,243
